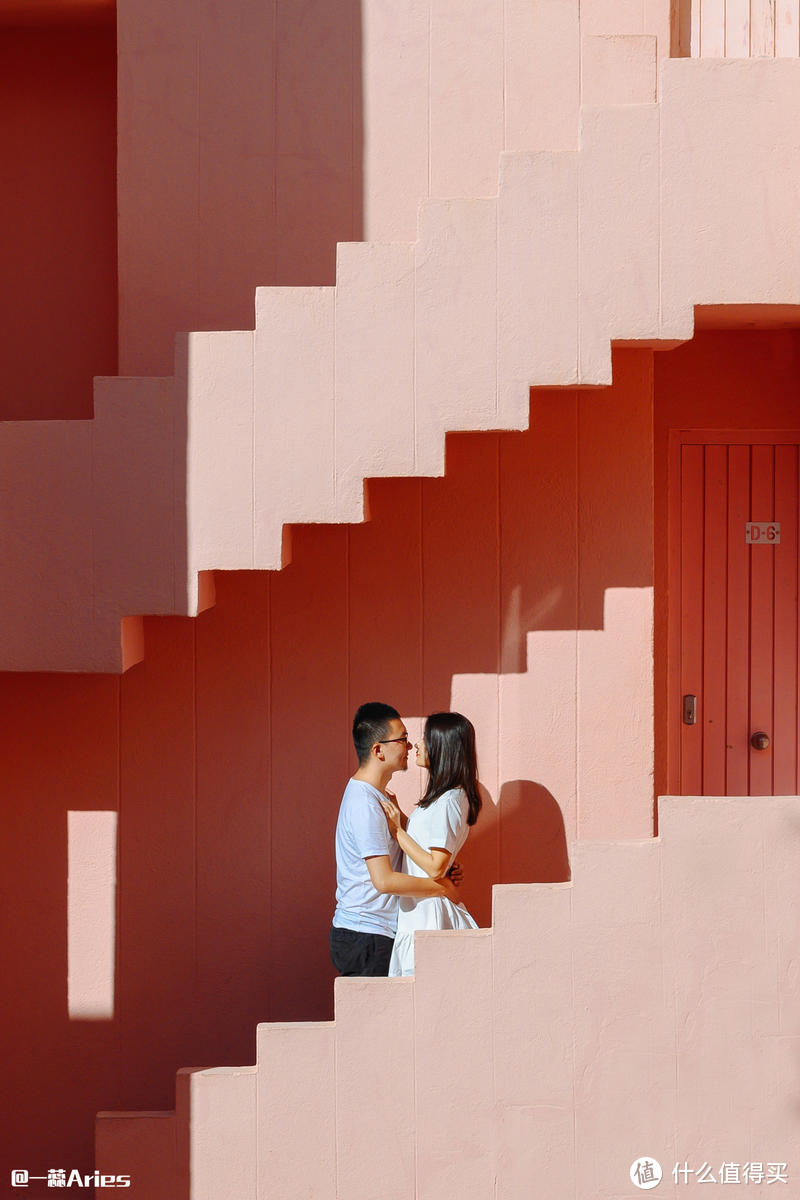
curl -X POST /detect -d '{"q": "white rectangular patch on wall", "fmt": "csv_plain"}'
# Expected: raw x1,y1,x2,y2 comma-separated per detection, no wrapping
745,522,780,544
68,811,117,1019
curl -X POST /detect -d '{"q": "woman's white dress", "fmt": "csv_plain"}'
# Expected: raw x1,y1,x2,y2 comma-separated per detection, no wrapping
388,787,478,977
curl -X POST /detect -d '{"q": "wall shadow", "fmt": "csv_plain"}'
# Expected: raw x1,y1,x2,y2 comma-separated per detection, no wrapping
119,0,364,376
0,19,118,420
461,781,570,928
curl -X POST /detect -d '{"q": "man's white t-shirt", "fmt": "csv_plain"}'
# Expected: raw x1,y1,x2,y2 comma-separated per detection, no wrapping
332,778,403,936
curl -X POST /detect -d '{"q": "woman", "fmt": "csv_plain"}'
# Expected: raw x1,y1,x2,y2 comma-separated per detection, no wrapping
380,711,481,977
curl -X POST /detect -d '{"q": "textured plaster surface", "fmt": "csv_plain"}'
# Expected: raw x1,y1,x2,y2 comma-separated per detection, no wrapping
97,797,800,1197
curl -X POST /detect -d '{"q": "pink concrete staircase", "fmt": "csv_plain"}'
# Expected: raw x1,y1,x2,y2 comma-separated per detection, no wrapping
96,794,800,1198
5,50,800,671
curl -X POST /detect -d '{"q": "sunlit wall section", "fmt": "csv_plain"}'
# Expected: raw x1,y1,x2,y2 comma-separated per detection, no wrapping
68,811,117,1020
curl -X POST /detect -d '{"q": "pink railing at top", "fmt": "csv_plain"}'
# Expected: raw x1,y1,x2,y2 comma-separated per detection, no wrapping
675,0,800,57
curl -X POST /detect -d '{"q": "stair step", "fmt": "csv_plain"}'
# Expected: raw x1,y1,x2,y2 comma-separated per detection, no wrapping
254,287,336,567
578,104,660,384
334,977,415,1199
413,928,495,1199
182,331,255,582
96,799,800,1196
256,1021,336,1200
179,1066,257,1200
415,198,498,477
498,151,579,420
334,241,416,520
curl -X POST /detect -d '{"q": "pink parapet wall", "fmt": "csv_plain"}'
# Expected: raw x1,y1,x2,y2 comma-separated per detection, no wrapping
116,0,671,376
11,51,800,672
392,586,655,861
97,795,800,1199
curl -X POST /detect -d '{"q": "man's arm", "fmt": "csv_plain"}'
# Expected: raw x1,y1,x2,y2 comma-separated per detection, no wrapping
365,855,459,902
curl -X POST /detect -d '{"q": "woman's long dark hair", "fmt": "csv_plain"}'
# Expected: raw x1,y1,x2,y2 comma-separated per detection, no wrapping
418,712,482,826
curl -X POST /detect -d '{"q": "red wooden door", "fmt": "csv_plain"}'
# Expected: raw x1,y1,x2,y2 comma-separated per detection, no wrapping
670,433,800,795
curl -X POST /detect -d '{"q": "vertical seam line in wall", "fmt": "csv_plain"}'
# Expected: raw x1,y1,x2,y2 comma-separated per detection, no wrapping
657,89,662,332
172,379,178,610
272,0,278,279
427,0,432,198
413,227,418,472
575,395,580,839
345,529,351,722
724,447,730,794
266,577,273,1019
746,0,750,57
569,887,578,1200
575,127,581,383
577,0,583,107
761,828,771,1044
501,0,507,152
747,446,752,796
700,448,706,795
192,624,198,988
496,434,502,883
681,444,686,796
490,930,497,1194
116,676,123,1088
412,979,419,1197
350,0,356,241
697,0,701,58
494,183,499,420
194,27,200,309
90,422,96,649
419,482,424,715
251,333,256,568
661,822,679,1168
334,274,339,512
334,994,340,1194
771,445,776,795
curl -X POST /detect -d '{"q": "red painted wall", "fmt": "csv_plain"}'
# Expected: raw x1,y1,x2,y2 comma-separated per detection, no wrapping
0,353,653,1183
654,329,800,799
0,23,117,420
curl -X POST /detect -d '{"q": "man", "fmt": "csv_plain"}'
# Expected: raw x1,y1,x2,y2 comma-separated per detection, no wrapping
330,701,461,977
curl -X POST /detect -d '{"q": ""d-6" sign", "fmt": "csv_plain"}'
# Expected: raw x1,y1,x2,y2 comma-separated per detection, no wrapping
745,522,781,544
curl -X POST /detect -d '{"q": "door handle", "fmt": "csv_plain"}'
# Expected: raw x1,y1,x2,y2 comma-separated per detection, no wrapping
683,695,697,725
750,731,770,751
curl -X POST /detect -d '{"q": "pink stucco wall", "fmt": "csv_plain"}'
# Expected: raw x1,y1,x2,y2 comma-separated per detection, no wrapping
97,794,800,1199
0,359,653,1182
3,0,800,1191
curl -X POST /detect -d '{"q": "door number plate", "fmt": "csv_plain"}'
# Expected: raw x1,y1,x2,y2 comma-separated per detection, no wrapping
745,522,780,544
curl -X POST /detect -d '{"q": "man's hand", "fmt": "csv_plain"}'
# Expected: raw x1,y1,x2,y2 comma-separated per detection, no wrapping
439,875,462,905
447,859,464,887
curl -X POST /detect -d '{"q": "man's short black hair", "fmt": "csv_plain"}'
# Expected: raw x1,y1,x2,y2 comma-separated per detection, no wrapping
352,701,400,766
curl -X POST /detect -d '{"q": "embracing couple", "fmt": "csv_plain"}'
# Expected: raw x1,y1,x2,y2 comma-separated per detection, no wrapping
330,701,481,978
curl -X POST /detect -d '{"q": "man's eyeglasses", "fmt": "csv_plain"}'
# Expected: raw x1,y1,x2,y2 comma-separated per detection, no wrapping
376,734,411,745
